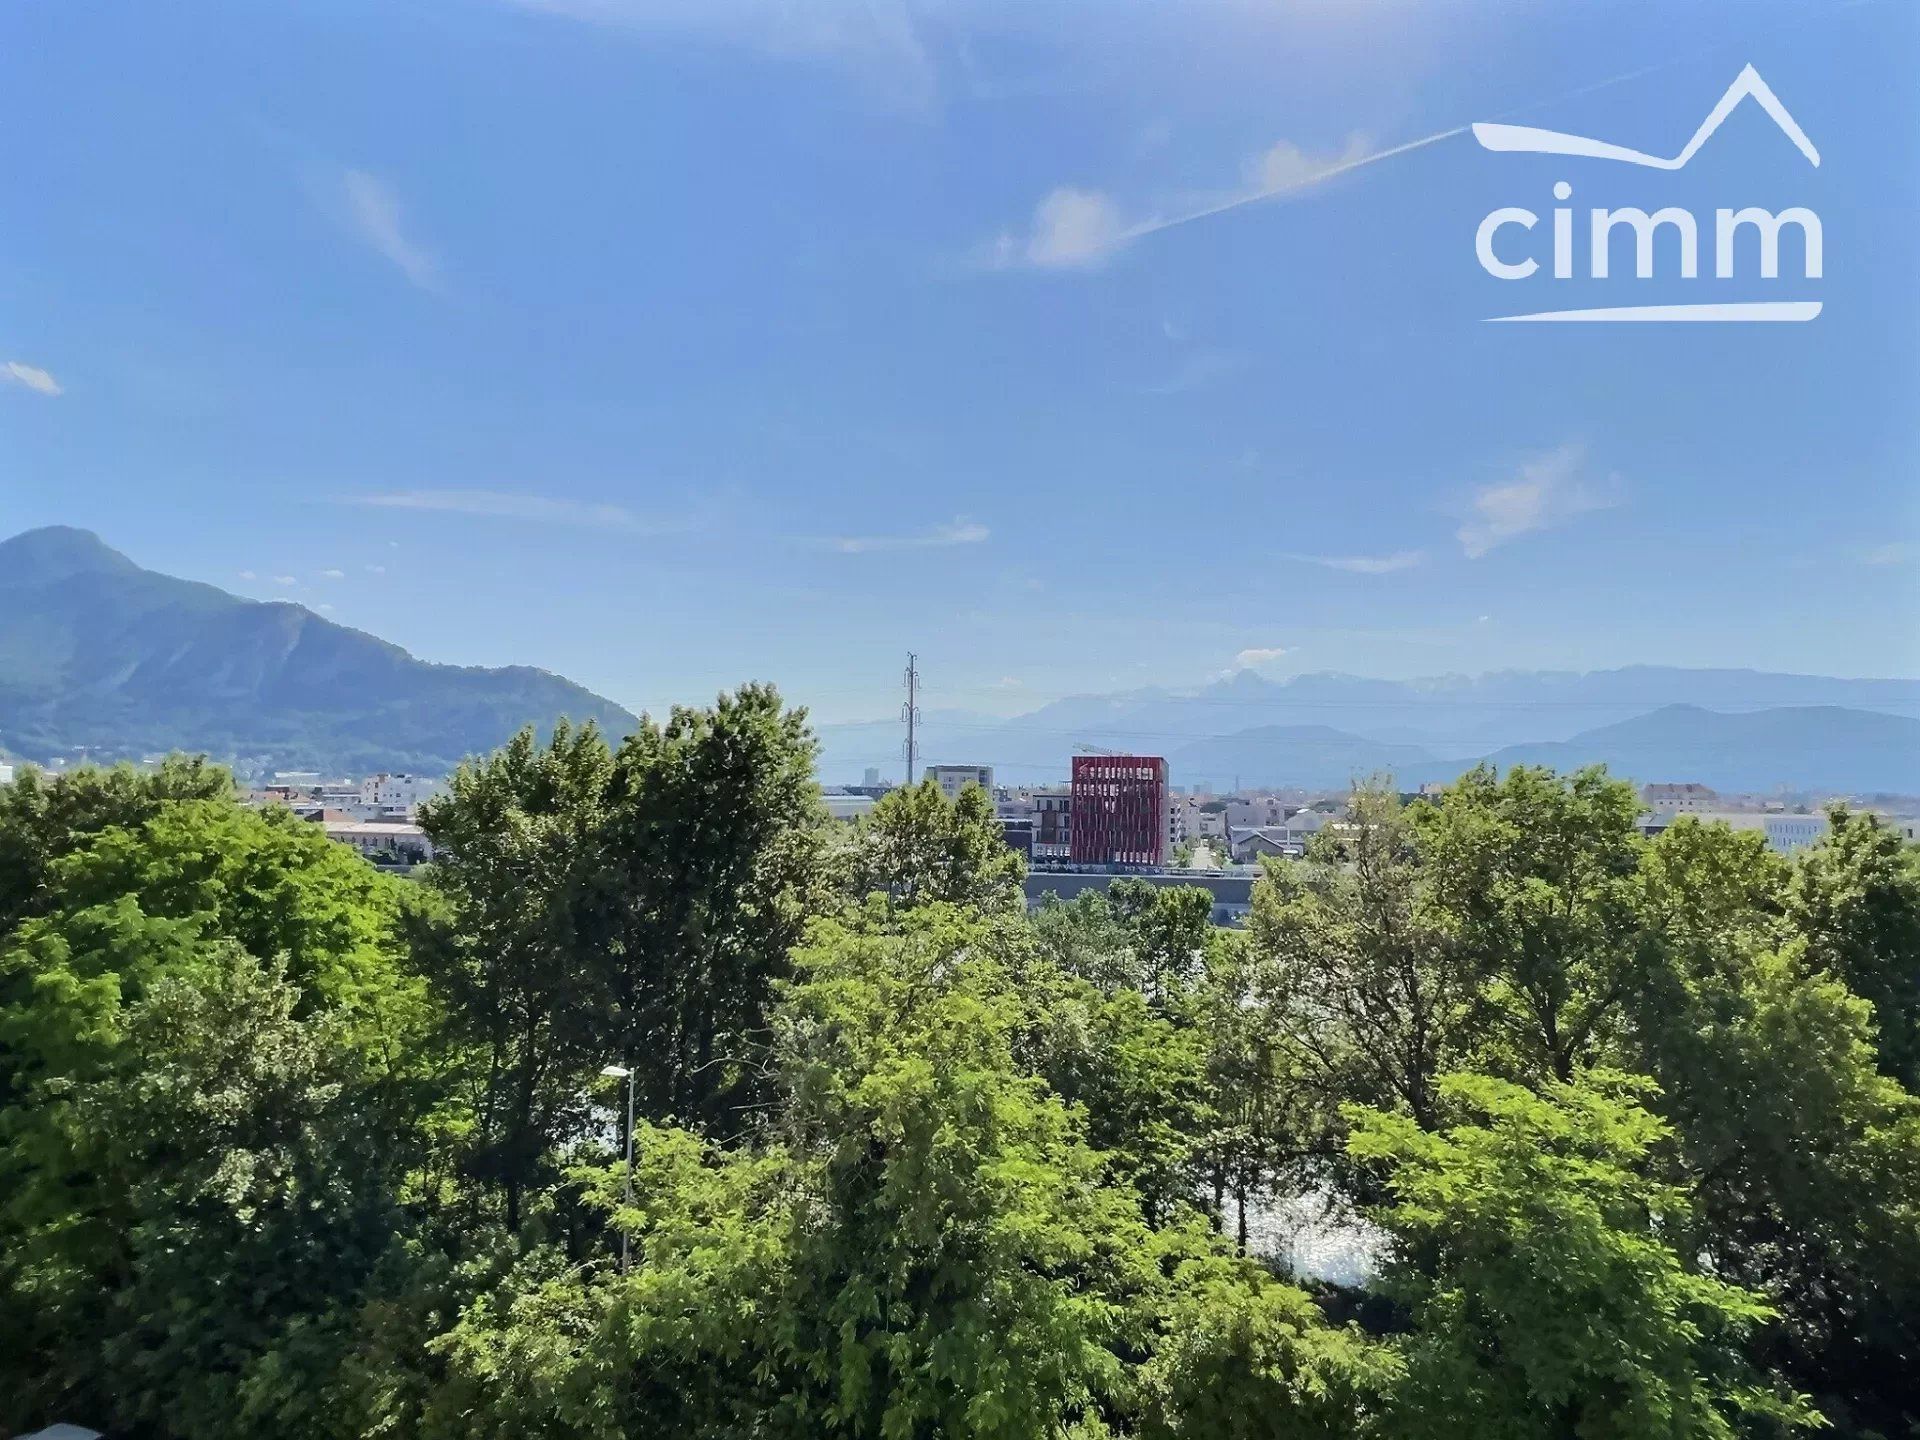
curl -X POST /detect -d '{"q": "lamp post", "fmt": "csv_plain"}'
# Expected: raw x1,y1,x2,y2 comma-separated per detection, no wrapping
599,1064,635,1275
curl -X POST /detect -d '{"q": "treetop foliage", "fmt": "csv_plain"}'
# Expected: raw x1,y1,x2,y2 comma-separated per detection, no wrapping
1,731,1915,1438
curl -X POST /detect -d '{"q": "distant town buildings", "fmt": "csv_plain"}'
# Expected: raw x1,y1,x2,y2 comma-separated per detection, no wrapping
822,792,878,822
1230,828,1292,863
1642,782,1719,815
927,764,993,802
321,819,433,867
1033,786,1073,862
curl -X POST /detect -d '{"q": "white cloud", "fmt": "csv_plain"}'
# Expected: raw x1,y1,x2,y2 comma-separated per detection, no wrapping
341,489,688,535
1287,549,1423,574
987,128,1451,270
273,575,298,587
3,361,62,396
820,518,989,554
1245,132,1373,191
319,568,346,580
340,169,440,291
1234,646,1291,668
237,570,258,581
1457,444,1619,559
365,564,387,575
993,187,1133,270
317,603,337,614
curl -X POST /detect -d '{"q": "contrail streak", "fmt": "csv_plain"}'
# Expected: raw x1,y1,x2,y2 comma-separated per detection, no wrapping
1114,46,1792,249
1123,127,1468,243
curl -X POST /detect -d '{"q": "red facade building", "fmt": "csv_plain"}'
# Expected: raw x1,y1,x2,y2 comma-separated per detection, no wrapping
1069,755,1168,867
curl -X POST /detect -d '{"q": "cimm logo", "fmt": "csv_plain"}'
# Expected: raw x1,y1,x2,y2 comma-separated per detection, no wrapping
1471,65,1822,323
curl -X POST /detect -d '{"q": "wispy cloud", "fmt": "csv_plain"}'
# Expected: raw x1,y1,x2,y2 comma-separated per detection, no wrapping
817,518,989,554
340,489,690,535
1286,549,1424,574
3,361,62,396
340,169,440,291
272,574,298,587
319,568,346,580
237,570,258,581
1137,348,1240,396
508,0,935,110
1860,541,1916,567
985,129,1456,270
1457,444,1620,559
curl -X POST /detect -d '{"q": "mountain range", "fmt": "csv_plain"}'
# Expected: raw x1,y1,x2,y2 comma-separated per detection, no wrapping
816,668,1920,796
2,526,1916,795
0,527,637,775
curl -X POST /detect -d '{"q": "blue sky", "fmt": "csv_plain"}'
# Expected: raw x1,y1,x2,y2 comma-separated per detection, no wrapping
2,0,1915,724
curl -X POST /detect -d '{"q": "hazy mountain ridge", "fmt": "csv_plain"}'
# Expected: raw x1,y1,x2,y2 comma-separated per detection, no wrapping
818,672,1920,795
1454,704,1920,796
5,526,1913,794
0,527,639,775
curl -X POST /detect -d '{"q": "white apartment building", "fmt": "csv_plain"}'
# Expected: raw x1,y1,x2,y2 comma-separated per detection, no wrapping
1637,810,1829,855
927,764,993,802
823,793,878,822
0,763,13,786
359,773,443,811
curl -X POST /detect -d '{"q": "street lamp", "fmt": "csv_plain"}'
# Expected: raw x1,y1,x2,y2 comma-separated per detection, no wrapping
600,1063,635,1275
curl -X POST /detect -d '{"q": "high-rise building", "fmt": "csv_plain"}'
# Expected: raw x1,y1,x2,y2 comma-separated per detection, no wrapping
928,764,993,801
1069,755,1168,867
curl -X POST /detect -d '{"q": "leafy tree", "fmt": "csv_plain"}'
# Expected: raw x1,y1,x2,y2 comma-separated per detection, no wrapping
1411,765,1645,1084
421,903,1385,1440
1031,880,1213,1004
0,791,430,1434
1184,929,1319,1251
1788,804,1920,1088
1136,1246,1397,1440
1249,785,1479,1134
1614,821,1920,1435
1030,888,1137,994
1024,967,1212,1224
596,683,832,1130
0,755,231,938
1349,1072,1818,1440
1108,878,1213,1005
70,950,407,1439
415,719,616,1229
844,777,1024,914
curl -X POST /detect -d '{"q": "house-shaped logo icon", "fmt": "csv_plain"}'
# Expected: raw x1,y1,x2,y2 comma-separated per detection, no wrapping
1473,64,1818,170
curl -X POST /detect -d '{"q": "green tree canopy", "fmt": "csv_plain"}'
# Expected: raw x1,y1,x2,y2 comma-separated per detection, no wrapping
844,776,1024,914
1349,1072,1816,1440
